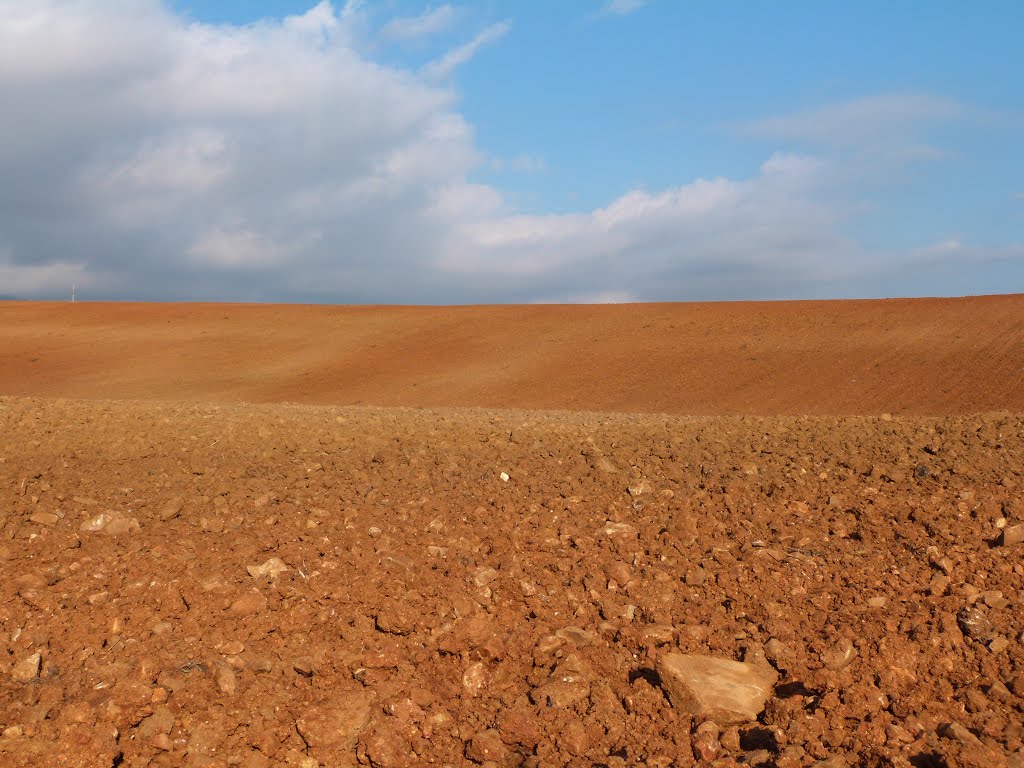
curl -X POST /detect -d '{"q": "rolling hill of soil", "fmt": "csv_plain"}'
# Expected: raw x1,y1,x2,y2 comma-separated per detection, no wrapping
1,294,1022,414
1,296,1023,767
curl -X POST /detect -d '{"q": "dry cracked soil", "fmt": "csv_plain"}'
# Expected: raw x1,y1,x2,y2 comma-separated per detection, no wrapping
1,298,1024,768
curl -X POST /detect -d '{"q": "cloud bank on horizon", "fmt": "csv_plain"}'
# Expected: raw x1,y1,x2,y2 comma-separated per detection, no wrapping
0,0,1021,304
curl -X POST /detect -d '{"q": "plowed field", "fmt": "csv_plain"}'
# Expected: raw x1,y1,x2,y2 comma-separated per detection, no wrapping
1,297,1023,767
1,295,1022,414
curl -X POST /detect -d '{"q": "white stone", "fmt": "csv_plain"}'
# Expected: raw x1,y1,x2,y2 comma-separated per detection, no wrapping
247,557,290,580
80,513,112,532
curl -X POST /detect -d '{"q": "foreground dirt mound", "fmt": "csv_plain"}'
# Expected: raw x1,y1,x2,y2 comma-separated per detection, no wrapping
2,294,1023,415
1,397,1022,767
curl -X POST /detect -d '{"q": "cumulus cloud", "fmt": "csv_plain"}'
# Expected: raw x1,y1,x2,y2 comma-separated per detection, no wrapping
436,153,858,301
0,2,1017,304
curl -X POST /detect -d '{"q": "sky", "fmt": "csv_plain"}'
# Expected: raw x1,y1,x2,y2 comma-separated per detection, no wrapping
0,1,1022,304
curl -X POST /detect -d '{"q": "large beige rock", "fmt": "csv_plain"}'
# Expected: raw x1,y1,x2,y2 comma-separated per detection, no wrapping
656,653,777,725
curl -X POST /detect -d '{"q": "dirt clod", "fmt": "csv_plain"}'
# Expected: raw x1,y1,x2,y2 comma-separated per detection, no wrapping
1,354,1023,766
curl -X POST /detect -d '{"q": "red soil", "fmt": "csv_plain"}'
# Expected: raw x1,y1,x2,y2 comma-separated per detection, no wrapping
1,296,1023,767
1,295,1022,414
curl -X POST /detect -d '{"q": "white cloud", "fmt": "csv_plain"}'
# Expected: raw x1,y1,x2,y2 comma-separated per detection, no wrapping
437,153,847,294
380,5,455,41
100,130,231,192
0,3,1017,304
422,21,510,80
600,0,648,16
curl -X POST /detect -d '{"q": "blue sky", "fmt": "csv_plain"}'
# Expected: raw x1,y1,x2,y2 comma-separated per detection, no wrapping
1,1,1021,302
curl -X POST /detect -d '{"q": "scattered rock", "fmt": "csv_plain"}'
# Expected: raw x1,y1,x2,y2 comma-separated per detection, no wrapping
987,680,1013,703
363,723,414,768
12,653,41,682
957,606,994,642
216,665,237,695
462,662,487,696
295,694,373,759
530,657,591,709
626,481,651,497
930,574,950,596
472,567,499,587
218,641,245,656
938,721,981,745
822,638,858,671
764,638,789,670
1000,524,1024,547
466,729,506,764
228,591,268,616
159,496,184,521
693,721,721,762
927,546,954,575
560,720,590,755
684,567,706,587
982,591,1009,609
138,707,174,739
989,636,1010,654
79,513,113,532
151,733,173,751
247,557,289,580
248,658,274,674
655,653,778,725
7,387,1024,767
640,624,675,646
599,521,635,537
29,512,59,527
554,626,597,646
104,517,140,536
